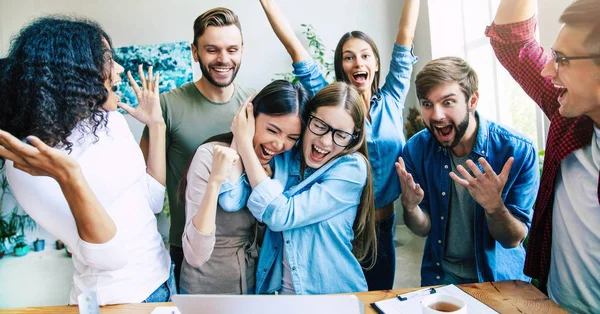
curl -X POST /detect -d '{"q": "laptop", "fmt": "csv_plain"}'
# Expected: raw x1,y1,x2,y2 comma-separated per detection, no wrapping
172,294,363,314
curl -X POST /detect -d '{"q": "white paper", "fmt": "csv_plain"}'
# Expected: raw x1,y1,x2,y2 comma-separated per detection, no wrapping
150,306,181,314
372,284,499,314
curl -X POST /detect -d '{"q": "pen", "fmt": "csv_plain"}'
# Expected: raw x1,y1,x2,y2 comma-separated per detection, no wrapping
397,287,437,301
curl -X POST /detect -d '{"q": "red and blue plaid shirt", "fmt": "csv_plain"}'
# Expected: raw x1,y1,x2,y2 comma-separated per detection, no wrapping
486,17,597,287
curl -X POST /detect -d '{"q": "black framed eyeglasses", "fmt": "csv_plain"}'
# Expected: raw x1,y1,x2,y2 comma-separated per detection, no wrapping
551,48,600,72
307,115,358,147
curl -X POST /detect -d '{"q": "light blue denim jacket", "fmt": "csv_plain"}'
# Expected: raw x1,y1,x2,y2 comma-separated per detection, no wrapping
402,113,539,286
219,150,368,294
292,44,418,208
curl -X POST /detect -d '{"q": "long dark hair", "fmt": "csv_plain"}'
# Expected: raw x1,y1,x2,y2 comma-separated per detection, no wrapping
300,82,377,269
333,31,382,97
0,16,113,163
177,79,308,203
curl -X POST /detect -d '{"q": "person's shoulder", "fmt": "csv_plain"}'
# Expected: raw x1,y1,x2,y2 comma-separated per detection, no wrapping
191,142,228,170
160,82,198,104
197,141,229,155
405,128,433,149
232,84,256,100
486,119,535,147
333,153,368,175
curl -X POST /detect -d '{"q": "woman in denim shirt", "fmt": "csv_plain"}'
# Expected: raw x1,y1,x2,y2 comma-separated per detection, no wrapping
258,0,420,289
220,83,377,294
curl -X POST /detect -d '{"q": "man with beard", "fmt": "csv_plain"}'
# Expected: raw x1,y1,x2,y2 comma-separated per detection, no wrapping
487,1,600,312
140,7,254,291
395,57,539,286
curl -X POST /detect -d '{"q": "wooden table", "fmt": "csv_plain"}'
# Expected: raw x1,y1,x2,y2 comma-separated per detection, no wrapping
0,280,566,313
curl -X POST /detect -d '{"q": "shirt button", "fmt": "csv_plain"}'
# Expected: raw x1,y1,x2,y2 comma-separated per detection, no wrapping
292,267,296,271
481,150,485,154
441,192,446,196
436,276,441,280
286,240,290,244
440,216,444,220
263,268,268,272
438,240,442,244
444,165,448,169
436,262,440,266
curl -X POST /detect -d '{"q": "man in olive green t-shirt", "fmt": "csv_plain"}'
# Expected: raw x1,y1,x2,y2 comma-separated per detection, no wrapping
140,7,253,291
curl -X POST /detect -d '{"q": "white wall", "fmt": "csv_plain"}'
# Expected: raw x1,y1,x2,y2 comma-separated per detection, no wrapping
0,0,403,90
1,0,409,138
538,0,569,49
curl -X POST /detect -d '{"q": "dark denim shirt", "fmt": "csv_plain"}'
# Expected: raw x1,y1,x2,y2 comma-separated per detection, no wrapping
402,113,539,286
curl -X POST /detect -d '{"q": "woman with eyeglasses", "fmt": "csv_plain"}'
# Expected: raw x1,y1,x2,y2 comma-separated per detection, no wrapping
258,0,420,289
219,82,377,294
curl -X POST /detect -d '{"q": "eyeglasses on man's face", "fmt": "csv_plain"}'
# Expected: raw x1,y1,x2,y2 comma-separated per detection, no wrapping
551,48,600,72
307,115,357,147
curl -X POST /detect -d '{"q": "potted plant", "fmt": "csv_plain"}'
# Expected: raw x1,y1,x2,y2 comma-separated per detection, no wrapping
0,172,16,258
275,24,335,83
0,216,12,259
404,107,427,140
13,235,29,256
34,238,45,251
0,171,36,257
55,239,65,250
2,209,36,257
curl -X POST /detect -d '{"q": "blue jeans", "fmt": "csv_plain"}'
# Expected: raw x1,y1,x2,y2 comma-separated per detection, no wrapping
170,245,184,294
143,262,177,302
362,212,396,290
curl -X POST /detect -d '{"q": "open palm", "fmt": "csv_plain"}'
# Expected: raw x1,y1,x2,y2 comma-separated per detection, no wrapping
118,64,163,127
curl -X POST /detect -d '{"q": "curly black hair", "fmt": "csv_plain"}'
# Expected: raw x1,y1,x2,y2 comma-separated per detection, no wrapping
0,16,114,155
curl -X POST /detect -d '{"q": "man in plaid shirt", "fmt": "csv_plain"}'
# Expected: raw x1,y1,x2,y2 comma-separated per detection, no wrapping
486,0,600,312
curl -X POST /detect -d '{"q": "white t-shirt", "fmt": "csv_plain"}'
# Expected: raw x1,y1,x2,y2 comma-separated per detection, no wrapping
6,111,170,305
548,126,600,313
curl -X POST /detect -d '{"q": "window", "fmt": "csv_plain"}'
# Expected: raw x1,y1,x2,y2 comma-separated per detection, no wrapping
428,0,544,150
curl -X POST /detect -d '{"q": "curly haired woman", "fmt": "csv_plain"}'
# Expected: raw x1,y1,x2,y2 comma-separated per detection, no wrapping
0,16,173,305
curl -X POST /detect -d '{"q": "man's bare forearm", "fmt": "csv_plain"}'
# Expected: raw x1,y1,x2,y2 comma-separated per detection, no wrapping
402,203,431,237
485,204,527,248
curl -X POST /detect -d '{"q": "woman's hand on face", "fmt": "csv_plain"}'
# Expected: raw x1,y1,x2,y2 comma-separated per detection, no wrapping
230,97,256,149
0,130,81,184
209,146,240,184
118,64,164,127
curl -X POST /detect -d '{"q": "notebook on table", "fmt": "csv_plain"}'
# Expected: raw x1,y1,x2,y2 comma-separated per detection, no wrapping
370,284,499,314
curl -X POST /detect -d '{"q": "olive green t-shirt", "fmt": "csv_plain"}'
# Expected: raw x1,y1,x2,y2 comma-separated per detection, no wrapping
143,82,254,247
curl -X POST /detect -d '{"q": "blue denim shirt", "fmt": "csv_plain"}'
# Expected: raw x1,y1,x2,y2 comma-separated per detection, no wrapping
219,150,368,294
293,44,418,208
402,113,539,286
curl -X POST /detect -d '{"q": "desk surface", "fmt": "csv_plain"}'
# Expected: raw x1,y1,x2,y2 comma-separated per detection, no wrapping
0,280,566,314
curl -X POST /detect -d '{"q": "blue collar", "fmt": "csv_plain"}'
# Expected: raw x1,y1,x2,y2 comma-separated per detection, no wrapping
471,112,489,158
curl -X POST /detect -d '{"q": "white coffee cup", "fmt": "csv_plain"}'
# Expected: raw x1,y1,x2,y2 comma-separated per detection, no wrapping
421,294,467,314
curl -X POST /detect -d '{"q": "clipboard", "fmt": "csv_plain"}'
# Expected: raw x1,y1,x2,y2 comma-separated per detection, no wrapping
370,284,499,314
